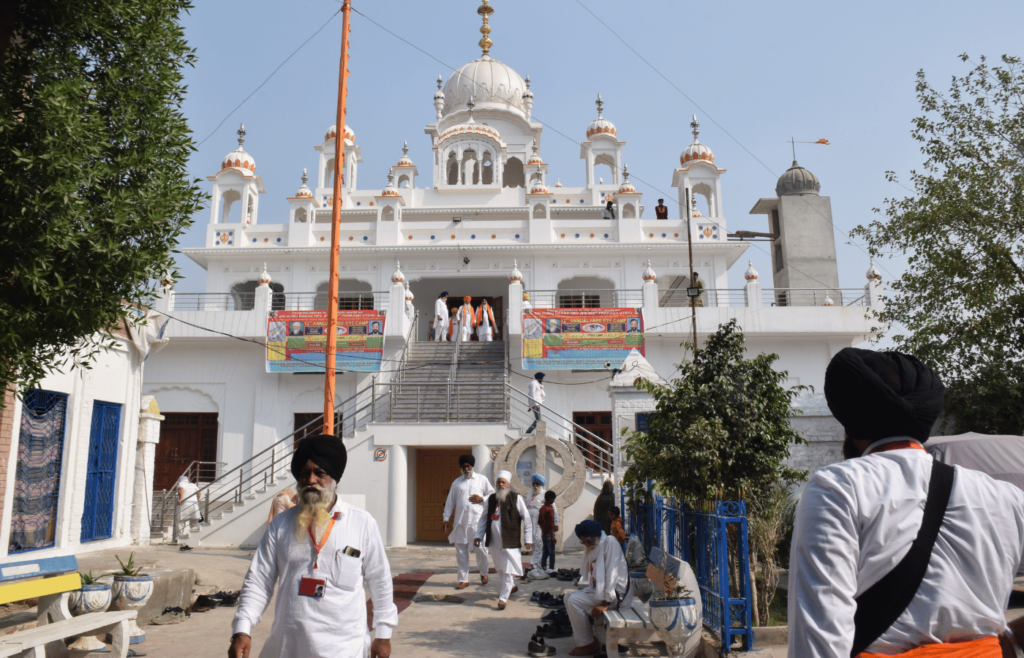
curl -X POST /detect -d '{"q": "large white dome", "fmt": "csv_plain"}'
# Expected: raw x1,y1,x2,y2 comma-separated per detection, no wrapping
442,56,527,118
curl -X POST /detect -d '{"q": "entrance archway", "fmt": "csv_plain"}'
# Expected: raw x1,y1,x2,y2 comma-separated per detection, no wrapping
408,276,511,342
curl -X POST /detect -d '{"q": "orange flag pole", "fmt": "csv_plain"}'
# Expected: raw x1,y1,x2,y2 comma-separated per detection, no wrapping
324,0,352,436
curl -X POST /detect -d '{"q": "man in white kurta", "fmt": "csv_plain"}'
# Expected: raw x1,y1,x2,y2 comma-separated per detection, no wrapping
433,292,449,342
231,435,398,658
527,473,559,572
475,299,497,342
454,296,475,343
564,521,632,655
475,470,532,610
442,454,494,589
789,347,1024,658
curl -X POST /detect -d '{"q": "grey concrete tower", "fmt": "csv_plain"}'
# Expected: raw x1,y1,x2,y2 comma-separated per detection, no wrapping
749,161,840,305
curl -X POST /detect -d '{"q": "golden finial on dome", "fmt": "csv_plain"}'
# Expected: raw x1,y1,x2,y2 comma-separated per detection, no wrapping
477,0,494,57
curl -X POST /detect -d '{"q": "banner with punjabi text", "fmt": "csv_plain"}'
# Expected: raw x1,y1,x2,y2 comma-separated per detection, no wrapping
522,308,644,370
267,310,385,372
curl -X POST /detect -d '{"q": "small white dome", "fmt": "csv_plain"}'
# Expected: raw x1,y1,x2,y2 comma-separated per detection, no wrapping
642,259,657,282
391,261,405,284
257,263,272,285
680,115,714,166
526,141,543,166
222,123,255,172
586,93,617,139
554,178,562,188
866,260,882,281
294,169,312,198
509,260,523,282
405,281,414,301
396,141,414,167
822,295,835,307
617,164,637,194
744,259,759,281
381,171,400,197
441,57,527,117
528,180,549,195
325,124,355,145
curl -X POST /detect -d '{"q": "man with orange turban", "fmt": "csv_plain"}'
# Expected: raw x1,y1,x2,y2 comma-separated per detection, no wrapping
476,299,498,342
454,296,477,343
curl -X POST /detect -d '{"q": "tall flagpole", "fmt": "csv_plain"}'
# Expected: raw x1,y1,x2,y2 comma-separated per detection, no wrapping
324,0,352,436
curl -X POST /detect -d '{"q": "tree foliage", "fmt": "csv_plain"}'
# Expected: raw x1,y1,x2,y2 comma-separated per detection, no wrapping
621,320,807,507
0,1,204,393
851,54,1024,434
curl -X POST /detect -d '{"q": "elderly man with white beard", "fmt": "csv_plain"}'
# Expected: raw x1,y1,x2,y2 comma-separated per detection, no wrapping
564,520,632,656
230,435,398,658
442,454,494,589
475,470,532,610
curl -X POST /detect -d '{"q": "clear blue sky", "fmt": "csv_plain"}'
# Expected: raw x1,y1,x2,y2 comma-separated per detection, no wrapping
173,0,1024,315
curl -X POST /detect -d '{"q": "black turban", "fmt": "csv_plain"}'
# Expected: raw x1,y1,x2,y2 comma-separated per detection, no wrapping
291,434,348,482
458,454,475,467
824,348,944,444
575,520,602,539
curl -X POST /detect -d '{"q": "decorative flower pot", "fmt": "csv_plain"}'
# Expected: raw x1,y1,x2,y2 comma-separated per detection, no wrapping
649,597,700,646
67,584,112,652
111,575,153,644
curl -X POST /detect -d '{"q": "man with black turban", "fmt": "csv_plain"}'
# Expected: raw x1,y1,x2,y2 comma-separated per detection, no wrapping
789,348,1024,658
564,520,631,656
442,453,494,589
231,435,398,658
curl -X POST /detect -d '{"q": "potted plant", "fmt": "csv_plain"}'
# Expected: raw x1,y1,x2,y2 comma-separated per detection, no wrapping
648,563,701,644
110,553,153,644
67,572,113,651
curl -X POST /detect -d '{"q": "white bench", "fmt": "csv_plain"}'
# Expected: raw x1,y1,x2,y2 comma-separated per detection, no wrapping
0,556,137,658
597,548,702,658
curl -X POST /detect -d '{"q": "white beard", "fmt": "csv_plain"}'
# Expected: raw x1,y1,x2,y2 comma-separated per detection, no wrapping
496,487,510,502
295,480,337,541
463,470,473,479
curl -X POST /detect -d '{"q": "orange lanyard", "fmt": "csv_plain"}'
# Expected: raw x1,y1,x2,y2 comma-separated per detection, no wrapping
865,440,926,456
308,512,340,570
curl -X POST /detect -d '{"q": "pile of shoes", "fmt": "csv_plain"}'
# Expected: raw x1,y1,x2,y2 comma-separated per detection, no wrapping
527,568,550,580
533,592,565,609
553,568,580,582
191,590,240,612
536,612,572,638
527,633,557,656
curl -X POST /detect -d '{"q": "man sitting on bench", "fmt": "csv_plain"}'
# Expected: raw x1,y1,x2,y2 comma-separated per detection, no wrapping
565,520,632,656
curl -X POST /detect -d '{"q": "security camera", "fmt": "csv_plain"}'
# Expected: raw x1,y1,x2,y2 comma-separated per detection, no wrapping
604,362,612,369
463,256,470,265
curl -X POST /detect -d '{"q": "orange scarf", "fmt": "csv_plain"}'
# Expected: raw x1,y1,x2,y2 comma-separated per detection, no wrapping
476,303,495,328
461,303,477,328
859,636,1001,658
448,308,458,339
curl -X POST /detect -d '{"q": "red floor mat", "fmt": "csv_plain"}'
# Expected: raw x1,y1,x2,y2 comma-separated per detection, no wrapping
367,571,433,629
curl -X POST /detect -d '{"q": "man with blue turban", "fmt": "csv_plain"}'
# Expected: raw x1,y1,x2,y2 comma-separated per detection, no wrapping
564,520,631,655
527,473,559,576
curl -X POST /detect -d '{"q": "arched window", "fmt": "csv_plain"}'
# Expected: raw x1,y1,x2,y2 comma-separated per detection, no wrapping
622,203,636,219
381,206,394,222
593,153,615,184
294,208,307,223
446,152,458,185
462,149,478,185
314,278,374,310
220,189,241,223
324,158,335,188
503,157,525,189
556,276,615,309
398,174,411,188
533,203,546,219
481,152,494,185
230,280,285,311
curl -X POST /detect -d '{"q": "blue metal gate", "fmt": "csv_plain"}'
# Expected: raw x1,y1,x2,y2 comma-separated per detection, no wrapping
80,401,122,542
10,390,68,554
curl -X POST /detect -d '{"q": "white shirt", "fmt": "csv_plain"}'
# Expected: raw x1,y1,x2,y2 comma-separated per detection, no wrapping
788,437,1024,657
233,497,398,657
476,493,533,575
434,298,448,323
177,480,200,520
528,380,545,408
579,533,630,603
442,473,495,544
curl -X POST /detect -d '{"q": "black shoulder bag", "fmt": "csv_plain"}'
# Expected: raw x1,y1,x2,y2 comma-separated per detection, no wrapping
850,460,955,657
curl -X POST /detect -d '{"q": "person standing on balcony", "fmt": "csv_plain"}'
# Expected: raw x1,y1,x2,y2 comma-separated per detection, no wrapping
522,292,532,314
443,454,494,590
434,291,449,342
689,272,704,308
788,348,1024,658
475,470,532,610
602,199,615,220
476,299,498,342
176,475,201,536
526,372,545,434
527,473,560,575
455,296,477,342
564,520,632,656
230,435,397,658
655,198,669,219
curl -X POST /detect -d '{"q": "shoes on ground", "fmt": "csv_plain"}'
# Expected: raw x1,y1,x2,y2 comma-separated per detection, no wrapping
541,608,569,623
511,585,519,594
528,634,558,656
536,622,573,639
540,597,566,608
456,582,469,590
528,568,550,580
481,575,489,585
531,591,554,603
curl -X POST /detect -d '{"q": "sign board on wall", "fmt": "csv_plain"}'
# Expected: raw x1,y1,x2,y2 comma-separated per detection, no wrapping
266,310,385,373
522,308,645,370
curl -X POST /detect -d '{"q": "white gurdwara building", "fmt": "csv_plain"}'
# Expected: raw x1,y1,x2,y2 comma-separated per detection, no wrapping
144,6,883,548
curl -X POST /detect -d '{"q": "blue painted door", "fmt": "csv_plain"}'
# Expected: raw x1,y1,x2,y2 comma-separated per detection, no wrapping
80,401,121,542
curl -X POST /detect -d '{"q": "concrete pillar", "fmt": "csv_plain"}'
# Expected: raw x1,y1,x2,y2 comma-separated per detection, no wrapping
387,445,408,547
867,279,884,310
641,279,659,320
508,281,524,336
473,443,492,481
131,396,164,545
745,280,762,308
386,279,410,340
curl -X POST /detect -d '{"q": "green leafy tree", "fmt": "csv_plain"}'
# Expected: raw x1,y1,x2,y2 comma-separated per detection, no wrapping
851,54,1024,434
0,1,204,394
621,319,806,505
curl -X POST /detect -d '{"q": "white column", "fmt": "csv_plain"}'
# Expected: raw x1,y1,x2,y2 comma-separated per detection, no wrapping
508,281,524,336
387,445,408,547
867,279,884,310
386,280,409,339
130,397,164,545
473,444,492,481
745,280,763,308
642,279,659,318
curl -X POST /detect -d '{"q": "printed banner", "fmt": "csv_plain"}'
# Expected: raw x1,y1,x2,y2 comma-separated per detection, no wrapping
267,310,385,373
522,308,644,370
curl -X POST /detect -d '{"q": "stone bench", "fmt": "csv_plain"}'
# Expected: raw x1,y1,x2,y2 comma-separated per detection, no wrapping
597,547,702,658
0,556,136,658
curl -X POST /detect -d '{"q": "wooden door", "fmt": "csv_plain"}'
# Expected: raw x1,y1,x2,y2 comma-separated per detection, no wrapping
573,411,613,473
154,413,218,491
415,449,466,542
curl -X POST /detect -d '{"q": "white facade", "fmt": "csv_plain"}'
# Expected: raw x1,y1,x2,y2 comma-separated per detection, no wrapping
143,31,883,549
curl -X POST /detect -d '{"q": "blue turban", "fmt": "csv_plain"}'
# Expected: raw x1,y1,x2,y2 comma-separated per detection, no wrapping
535,372,546,380
439,291,449,298
531,473,546,486
575,520,602,539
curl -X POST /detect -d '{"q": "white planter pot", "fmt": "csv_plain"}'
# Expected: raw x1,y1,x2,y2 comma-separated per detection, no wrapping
67,584,113,652
112,575,154,644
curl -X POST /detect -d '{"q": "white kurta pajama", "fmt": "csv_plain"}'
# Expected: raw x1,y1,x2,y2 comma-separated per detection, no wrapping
565,533,633,646
454,304,474,342
527,489,559,568
476,304,496,342
443,473,495,583
476,493,532,602
233,498,399,657
433,298,449,342
788,437,1024,658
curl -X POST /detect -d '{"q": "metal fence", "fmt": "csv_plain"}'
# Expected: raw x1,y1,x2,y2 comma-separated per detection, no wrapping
525,289,644,309
622,491,754,651
659,287,869,308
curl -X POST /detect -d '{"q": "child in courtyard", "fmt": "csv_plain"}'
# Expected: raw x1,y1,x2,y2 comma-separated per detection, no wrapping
538,490,558,571
609,506,627,550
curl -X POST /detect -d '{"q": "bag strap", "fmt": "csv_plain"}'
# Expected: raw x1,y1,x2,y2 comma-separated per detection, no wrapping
850,460,955,657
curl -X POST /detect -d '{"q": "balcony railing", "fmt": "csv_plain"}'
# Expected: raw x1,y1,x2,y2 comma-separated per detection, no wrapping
171,293,256,311
526,289,644,309
170,291,389,312
658,288,868,308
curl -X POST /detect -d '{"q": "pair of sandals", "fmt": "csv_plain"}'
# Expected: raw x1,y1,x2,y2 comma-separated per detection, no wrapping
528,634,557,656
531,591,556,603
535,620,573,639
554,569,579,582
542,608,569,623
